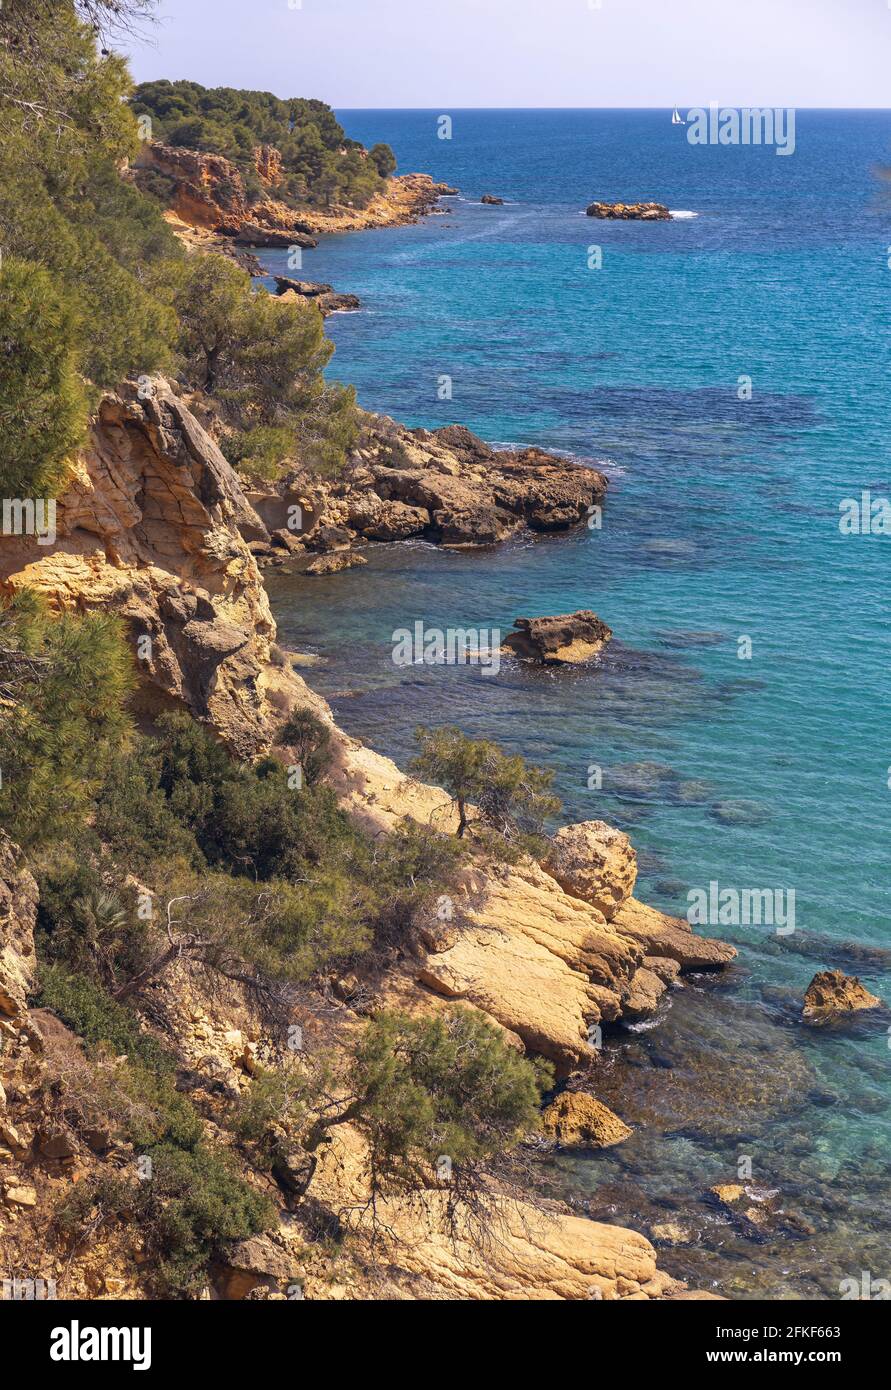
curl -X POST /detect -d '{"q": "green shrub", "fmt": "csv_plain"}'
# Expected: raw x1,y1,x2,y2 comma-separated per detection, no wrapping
0,592,135,847
0,256,88,498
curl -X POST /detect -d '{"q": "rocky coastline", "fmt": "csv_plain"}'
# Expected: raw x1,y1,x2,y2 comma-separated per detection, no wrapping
0,379,737,1300
131,140,458,263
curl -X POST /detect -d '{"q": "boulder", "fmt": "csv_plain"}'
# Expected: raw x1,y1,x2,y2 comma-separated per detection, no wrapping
273,276,361,317
480,194,504,205
586,201,671,220
307,524,354,553
215,1233,304,1300
503,611,612,664
802,970,883,1026
431,505,521,546
542,1091,632,1148
3,1184,37,1207
543,820,637,919
360,500,429,541
622,966,668,1021
304,552,367,576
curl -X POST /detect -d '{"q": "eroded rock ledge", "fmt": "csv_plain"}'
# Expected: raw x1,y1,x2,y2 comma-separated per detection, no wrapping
249,417,609,558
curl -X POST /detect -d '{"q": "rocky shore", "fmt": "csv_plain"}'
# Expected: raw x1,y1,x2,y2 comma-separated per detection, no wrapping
0,382,736,1300
131,141,457,259
244,416,609,566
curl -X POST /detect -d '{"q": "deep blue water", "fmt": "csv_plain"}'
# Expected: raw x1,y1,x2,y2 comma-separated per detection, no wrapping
263,110,891,1297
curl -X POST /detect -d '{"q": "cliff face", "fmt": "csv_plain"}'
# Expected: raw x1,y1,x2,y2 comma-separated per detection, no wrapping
0,381,304,757
132,141,455,248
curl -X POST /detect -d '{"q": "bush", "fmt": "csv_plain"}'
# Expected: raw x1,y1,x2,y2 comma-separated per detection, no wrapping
410,726,561,853
0,591,135,847
0,256,88,498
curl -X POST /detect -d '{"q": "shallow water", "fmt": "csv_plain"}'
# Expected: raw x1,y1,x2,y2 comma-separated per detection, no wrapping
263,109,891,1297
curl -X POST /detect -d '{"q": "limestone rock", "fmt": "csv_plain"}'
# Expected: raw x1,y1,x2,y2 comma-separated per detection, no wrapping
409,857,642,1074
709,1184,745,1206
309,1125,677,1301
304,552,367,576
543,820,637,919
650,1222,693,1246
503,611,612,664
0,835,39,1028
802,970,883,1025
611,897,737,970
542,1091,632,1148
4,1184,37,1207
622,966,668,1020
0,381,295,759
273,276,360,316
360,500,429,541
586,201,671,220
216,1233,304,1300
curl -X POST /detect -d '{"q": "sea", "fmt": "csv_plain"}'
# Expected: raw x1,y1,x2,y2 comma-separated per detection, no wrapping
261,109,891,1299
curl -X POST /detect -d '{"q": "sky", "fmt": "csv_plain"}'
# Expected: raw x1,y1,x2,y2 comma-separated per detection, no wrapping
125,0,891,109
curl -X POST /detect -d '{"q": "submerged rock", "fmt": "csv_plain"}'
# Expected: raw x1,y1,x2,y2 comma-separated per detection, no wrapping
802,970,883,1026
304,552,367,576
542,1091,632,1149
503,611,613,664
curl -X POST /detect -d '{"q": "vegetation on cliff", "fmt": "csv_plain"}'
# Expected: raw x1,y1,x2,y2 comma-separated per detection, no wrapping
0,0,357,497
130,79,397,209
0,586,547,1292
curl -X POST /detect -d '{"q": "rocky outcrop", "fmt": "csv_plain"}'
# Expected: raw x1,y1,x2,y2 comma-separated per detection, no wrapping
0,380,310,758
542,1091,632,1149
132,142,455,250
611,897,738,970
543,821,637,918
586,201,671,220
802,970,883,1026
503,611,612,663
480,194,504,205
273,276,361,316
304,551,367,576
307,1124,679,1300
252,416,609,551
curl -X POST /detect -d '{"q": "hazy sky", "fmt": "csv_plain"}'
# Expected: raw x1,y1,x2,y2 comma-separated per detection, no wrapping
125,0,891,109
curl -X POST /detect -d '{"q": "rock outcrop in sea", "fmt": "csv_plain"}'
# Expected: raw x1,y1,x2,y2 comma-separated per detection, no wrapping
802,970,883,1025
586,200,671,220
503,610,613,663
247,417,610,561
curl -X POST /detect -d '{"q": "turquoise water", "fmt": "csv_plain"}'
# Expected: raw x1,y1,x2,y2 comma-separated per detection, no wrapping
263,111,891,1297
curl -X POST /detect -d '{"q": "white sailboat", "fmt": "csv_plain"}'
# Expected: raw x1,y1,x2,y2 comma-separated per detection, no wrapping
672,106,685,125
